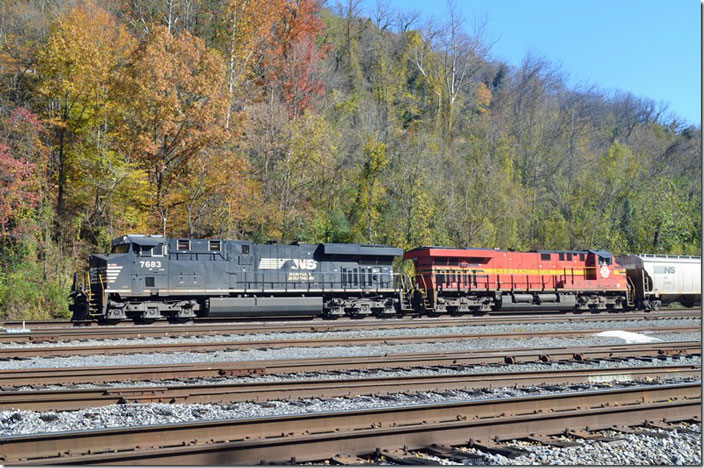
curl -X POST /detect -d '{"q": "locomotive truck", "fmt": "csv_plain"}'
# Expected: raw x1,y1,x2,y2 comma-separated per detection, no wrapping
70,235,701,322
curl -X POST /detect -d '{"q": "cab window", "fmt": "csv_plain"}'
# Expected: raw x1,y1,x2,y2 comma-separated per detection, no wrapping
152,244,165,257
111,243,130,254
598,256,612,266
140,245,152,257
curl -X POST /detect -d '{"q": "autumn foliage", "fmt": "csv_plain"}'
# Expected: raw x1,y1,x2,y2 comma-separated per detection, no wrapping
0,0,700,319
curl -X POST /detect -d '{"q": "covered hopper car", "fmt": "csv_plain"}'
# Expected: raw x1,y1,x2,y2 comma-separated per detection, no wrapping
616,254,701,310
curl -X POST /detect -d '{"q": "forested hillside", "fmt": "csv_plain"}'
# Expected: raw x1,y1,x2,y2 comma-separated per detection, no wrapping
0,0,700,319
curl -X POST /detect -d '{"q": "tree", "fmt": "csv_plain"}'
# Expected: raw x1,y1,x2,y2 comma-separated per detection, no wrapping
222,0,284,128
0,143,38,238
266,0,327,121
114,25,229,235
35,1,134,234
353,133,389,243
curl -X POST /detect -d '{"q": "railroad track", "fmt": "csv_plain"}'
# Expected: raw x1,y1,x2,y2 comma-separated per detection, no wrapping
1,365,699,411
2,309,698,329
0,310,700,343
0,325,698,358
3,382,700,465
2,341,699,386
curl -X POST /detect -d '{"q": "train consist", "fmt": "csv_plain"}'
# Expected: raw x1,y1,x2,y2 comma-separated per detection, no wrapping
70,235,701,322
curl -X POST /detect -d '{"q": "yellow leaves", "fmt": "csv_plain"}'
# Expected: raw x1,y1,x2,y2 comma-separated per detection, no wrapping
225,0,284,88
474,82,492,113
36,1,134,108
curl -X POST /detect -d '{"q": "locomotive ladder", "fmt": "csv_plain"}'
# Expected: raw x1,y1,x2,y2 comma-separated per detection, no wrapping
626,276,636,307
86,271,97,314
398,274,414,312
420,274,434,312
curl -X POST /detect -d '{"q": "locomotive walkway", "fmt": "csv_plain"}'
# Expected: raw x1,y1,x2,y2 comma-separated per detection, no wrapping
0,325,697,358
2,382,699,465
0,365,699,411
0,341,698,387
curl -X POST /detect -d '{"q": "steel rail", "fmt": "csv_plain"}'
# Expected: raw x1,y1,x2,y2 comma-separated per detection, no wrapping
0,325,698,358
0,365,699,411
2,308,699,330
0,310,700,344
2,382,700,465
0,341,699,387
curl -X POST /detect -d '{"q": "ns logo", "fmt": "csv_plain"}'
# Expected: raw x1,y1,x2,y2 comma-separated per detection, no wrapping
291,259,317,270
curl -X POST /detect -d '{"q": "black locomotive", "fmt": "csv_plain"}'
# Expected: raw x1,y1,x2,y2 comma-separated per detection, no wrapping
70,235,405,322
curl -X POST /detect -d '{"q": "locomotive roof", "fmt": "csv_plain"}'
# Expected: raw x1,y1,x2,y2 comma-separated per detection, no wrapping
406,246,501,252
406,246,615,258
112,235,166,247
323,243,402,257
111,236,401,257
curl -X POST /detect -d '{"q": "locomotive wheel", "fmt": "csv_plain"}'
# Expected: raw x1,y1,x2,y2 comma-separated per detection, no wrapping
98,318,121,326
133,318,157,325
168,317,194,324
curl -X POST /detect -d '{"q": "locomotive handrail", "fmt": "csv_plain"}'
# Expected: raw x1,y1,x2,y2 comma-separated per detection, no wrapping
239,271,397,293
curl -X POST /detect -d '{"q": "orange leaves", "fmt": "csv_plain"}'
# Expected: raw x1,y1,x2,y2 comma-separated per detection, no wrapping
115,24,228,163
113,24,229,233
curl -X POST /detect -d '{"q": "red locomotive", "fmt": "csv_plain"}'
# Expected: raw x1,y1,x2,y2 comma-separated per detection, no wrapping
404,247,630,313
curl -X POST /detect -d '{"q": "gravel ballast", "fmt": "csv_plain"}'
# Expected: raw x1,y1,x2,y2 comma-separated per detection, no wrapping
0,331,697,370
15,355,701,390
0,380,697,436
403,423,701,465
1,318,698,349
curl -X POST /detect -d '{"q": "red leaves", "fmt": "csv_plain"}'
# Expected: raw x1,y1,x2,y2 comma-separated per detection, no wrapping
266,0,327,119
0,143,39,238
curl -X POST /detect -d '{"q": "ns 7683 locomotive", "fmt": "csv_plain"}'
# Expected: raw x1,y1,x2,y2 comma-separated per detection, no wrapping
70,235,403,323
70,235,701,322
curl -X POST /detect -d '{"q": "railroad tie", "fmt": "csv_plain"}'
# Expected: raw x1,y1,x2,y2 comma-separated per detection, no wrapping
330,454,371,465
521,434,580,448
467,440,528,459
379,449,440,465
645,420,699,433
567,429,624,443
609,425,668,439
425,444,484,462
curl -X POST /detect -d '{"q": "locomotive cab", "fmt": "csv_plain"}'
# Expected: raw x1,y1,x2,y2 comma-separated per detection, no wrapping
70,235,168,322
585,250,615,280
